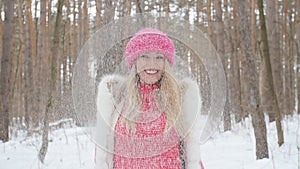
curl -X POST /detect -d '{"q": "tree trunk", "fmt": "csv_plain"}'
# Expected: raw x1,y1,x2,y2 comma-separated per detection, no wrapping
136,0,144,13
78,0,83,48
231,0,243,122
287,1,296,116
15,1,24,122
124,0,131,16
251,0,257,56
71,0,78,66
35,0,49,129
195,0,203,30
83,0,89,43
0,0,14,142
297,0,300,114
39,0,64,163
0,1,2,66
95,0,102,28
268,0,284,115
237,0,269,159
263,1,283,118
281,0,292,117
214,0,231,131
63,0,71,92
257,0,284,146
206,0,214,45
14,0,24,124
23,0,34,129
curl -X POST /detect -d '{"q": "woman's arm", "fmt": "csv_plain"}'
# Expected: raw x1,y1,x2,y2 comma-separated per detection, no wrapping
95,75,124,169
181,78,204,169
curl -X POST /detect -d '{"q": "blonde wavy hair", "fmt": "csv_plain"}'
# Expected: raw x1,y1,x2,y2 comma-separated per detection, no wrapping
116,62,183,135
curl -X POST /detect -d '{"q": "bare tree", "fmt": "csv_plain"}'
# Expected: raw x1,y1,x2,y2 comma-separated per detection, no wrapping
297,0,300,114
136,0,144,13
13,0,24,123
290,1,297,116
39,0,64,163
0,0,2,65
214,0,231,131
0,0,14,142
35,0,49,129
83,0,89,43
257,0,284,146
230,0,243,122
62,0,71,93
95,0,102,28
12,0,23,124
195,0,204,30
282,0,296,117
78,0,83,48
71,0,78,67
237,0,269,159
265,0,283,117
23,0,35,129
297,0,300,51
206,0,214,45
124,0,132,16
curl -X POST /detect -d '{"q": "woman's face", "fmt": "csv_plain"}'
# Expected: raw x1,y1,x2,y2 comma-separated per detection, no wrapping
135,52,165,85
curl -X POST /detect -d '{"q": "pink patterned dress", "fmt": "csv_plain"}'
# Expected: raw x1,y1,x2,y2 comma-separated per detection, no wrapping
113,83,183,169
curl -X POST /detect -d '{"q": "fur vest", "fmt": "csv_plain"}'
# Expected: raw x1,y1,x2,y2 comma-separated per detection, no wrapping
94,74,203,169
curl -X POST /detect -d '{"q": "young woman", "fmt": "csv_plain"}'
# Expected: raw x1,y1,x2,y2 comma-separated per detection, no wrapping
95,28,204,169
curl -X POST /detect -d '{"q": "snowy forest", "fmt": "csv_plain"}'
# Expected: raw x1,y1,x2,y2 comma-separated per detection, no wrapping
0,0,300,168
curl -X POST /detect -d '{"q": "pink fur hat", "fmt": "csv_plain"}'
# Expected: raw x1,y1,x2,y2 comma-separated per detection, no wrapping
125,28,175,68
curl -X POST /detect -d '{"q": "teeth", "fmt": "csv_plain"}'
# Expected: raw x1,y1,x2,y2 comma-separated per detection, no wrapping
145,70,158,74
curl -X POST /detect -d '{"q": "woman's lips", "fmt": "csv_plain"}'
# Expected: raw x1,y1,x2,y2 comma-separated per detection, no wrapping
144,69,159,75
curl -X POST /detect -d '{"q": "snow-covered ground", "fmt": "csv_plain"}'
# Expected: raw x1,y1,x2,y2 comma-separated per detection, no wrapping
1,116,299,169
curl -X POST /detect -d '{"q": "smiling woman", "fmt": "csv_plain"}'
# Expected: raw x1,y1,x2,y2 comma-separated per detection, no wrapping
95,28,205,169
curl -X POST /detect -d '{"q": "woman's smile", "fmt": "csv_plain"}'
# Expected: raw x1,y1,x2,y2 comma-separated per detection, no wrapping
144,69,159,75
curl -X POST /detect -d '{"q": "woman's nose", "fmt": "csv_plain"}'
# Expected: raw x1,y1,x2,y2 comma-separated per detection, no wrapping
146,57,161,68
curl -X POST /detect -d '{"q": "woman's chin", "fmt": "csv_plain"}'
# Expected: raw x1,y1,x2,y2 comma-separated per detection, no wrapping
138,73,162,85
142,79,159,85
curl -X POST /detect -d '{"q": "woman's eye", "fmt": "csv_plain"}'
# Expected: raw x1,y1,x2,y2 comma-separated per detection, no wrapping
156,55,164,59
140,55,149,59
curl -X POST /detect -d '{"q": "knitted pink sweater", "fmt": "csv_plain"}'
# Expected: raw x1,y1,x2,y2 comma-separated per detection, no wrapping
113,83,182,169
